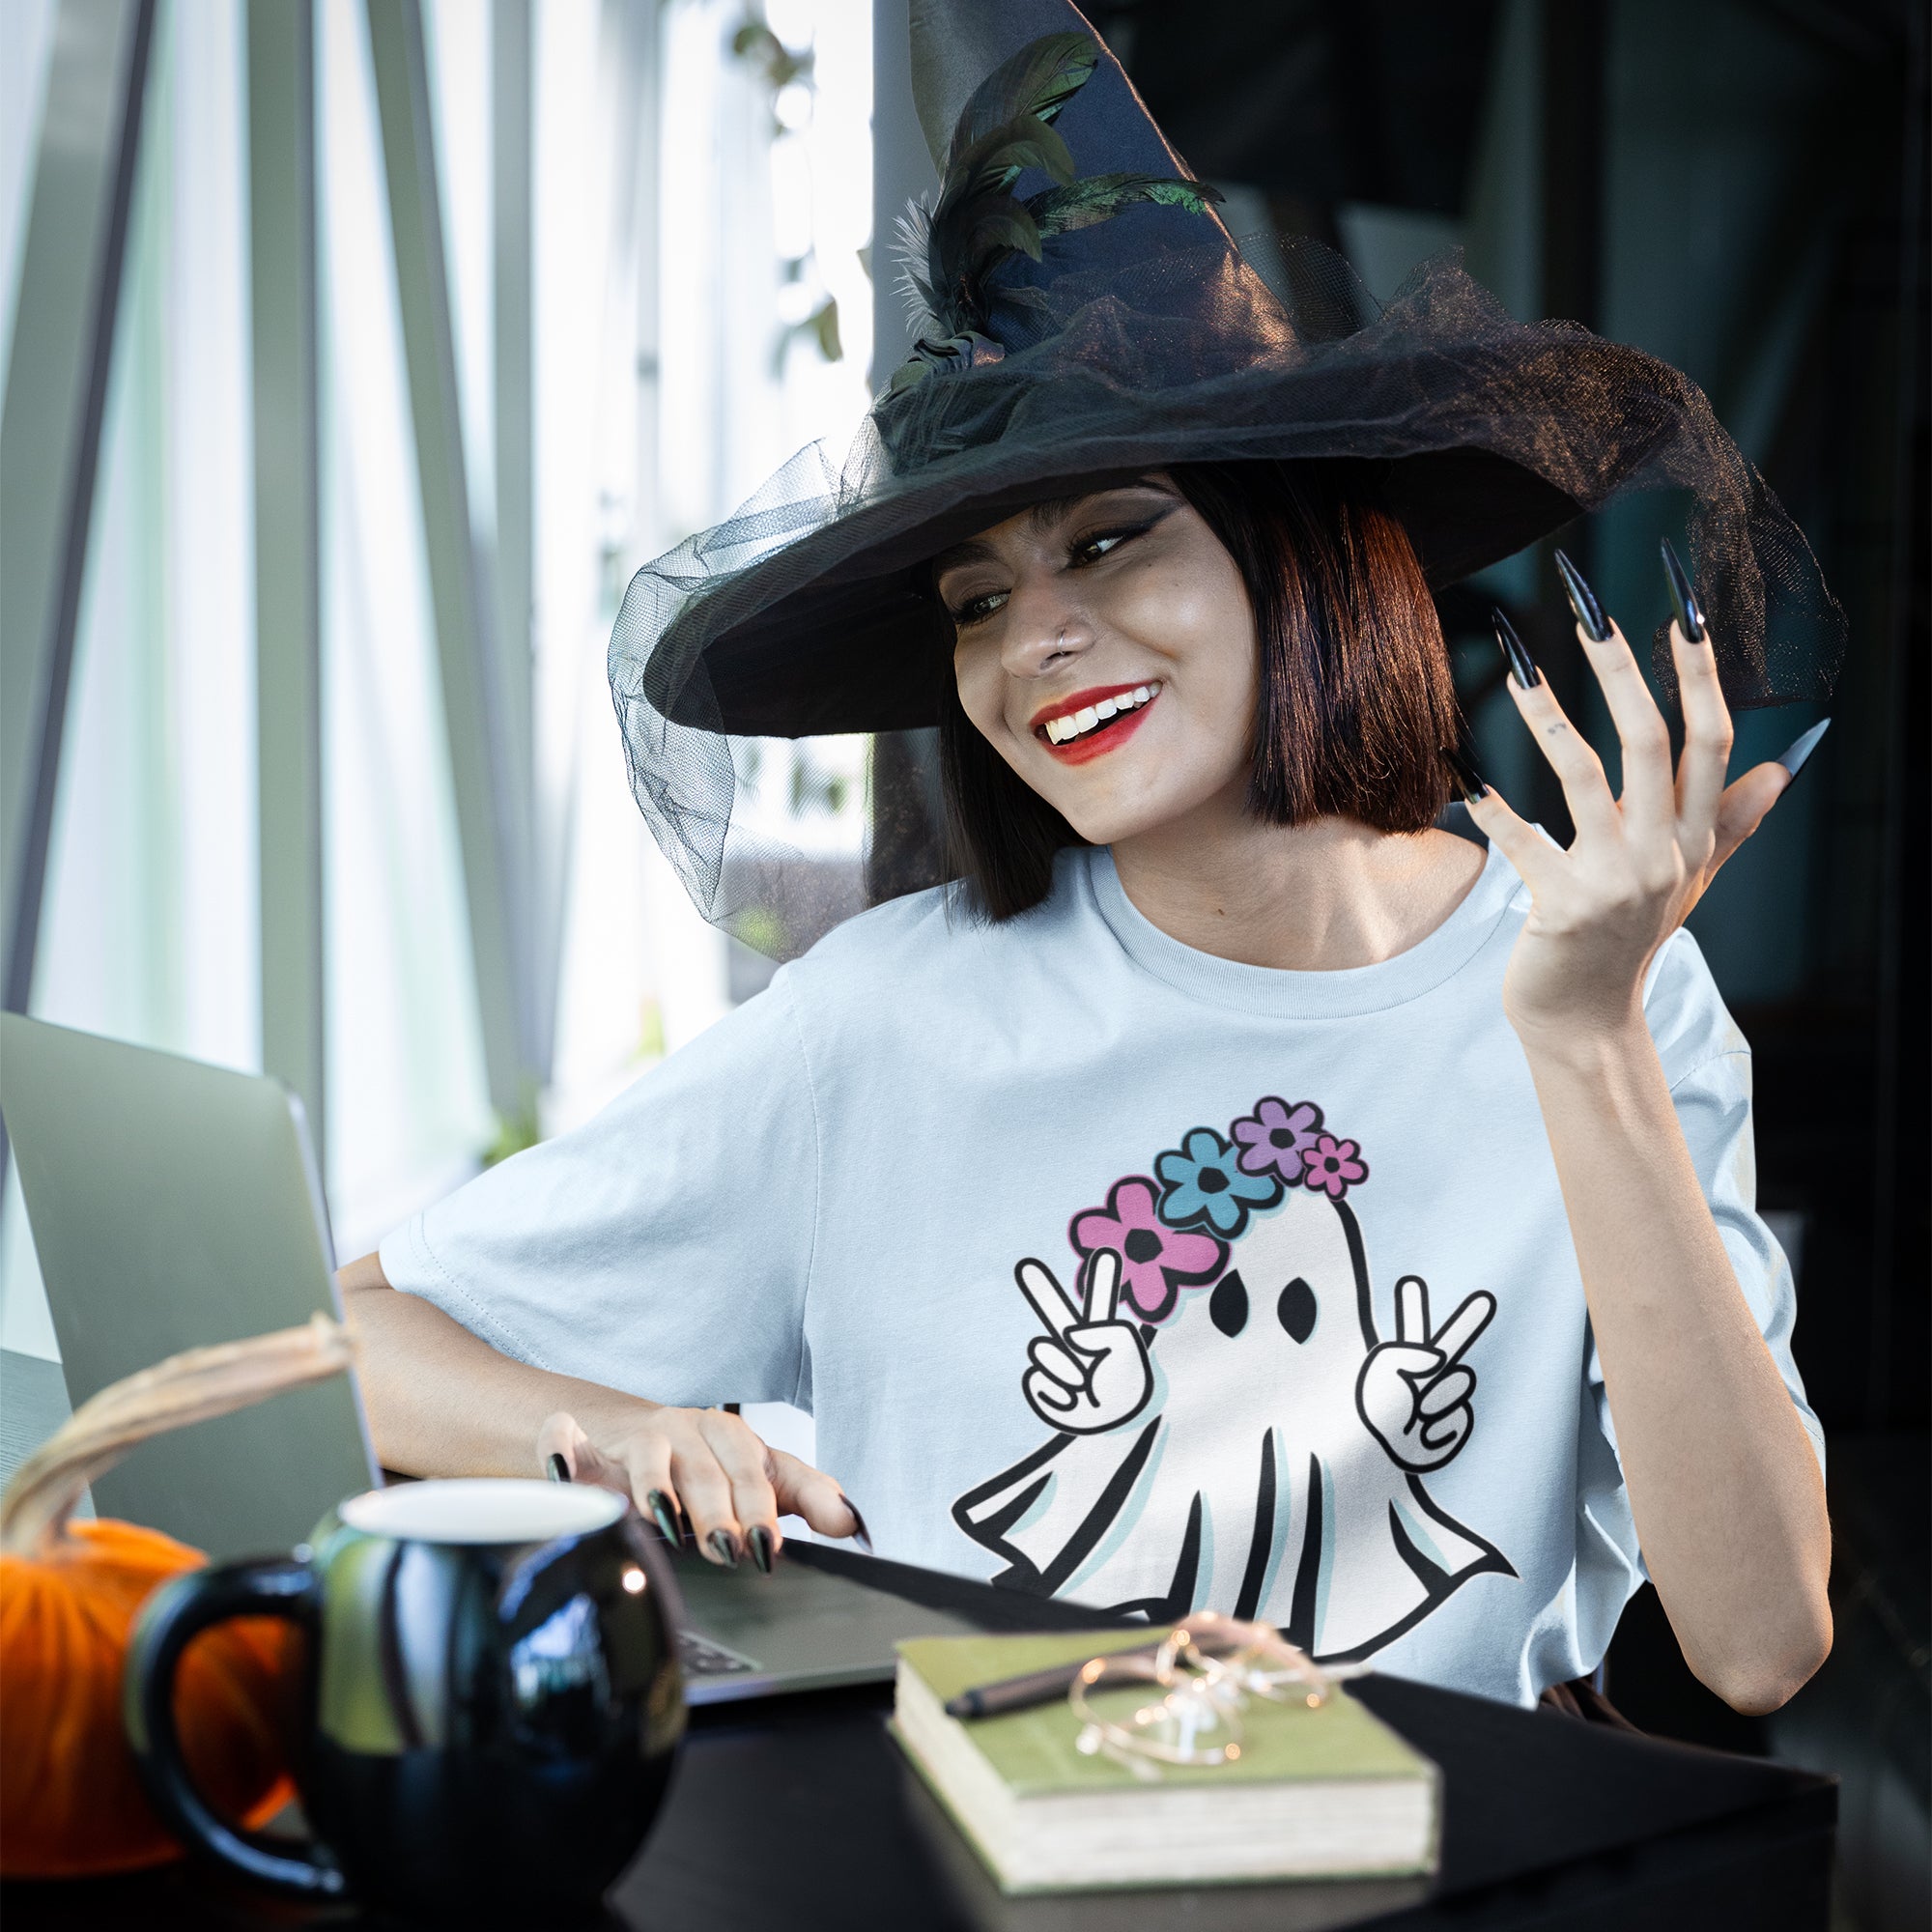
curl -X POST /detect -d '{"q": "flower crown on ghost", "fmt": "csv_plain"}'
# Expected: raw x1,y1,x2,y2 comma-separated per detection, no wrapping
1068,1098,1368,1324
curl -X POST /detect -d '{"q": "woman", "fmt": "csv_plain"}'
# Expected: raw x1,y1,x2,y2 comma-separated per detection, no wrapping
343,7,1836,1713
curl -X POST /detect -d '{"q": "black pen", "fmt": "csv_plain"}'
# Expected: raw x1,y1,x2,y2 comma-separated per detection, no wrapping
942,1634,1237,1720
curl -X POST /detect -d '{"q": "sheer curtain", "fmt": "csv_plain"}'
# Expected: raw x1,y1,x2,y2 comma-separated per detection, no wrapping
318,0,494,1260
1,1,257,1355
0,3,875,1421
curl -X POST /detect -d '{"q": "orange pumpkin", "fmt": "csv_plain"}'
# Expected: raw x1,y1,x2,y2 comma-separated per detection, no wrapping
0,1317,354,1876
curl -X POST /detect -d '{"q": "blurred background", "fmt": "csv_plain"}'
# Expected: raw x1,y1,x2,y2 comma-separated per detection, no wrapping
0,3,1923,1924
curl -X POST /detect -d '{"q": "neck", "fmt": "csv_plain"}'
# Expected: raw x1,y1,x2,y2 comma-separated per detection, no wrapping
1107,793,1486,972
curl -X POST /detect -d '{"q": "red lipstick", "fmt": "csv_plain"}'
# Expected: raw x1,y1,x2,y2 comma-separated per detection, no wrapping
1030,681,1160,764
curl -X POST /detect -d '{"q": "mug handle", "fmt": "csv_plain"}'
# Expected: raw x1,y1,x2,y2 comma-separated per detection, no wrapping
124,1556,348,1897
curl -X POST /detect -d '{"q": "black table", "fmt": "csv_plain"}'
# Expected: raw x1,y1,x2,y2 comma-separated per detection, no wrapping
5,1539,1835,1930
3,1670,1835,1931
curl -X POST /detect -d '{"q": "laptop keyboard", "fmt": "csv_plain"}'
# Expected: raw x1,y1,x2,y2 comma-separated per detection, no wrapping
677,1630,759,1678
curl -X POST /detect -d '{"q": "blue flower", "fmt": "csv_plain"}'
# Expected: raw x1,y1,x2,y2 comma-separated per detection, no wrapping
1154,1127,1280,1236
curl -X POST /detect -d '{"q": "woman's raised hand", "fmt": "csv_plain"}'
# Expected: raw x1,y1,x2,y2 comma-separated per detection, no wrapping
1459,549,1823,1051
534,1405,867,1571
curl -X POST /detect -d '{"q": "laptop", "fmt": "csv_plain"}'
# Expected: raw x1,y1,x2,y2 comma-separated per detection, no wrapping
0,1016,980,1701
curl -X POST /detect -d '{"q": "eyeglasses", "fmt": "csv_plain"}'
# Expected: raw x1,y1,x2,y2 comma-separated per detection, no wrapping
1069,1613,1368,1781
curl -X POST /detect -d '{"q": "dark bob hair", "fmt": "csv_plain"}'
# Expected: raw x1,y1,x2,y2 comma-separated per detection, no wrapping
936,459,1462,922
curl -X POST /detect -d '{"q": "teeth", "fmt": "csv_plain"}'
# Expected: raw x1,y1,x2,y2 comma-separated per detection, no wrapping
1040,682,1160,745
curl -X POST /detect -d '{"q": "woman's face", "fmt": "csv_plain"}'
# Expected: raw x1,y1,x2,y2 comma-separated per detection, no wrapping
939,475,1259,845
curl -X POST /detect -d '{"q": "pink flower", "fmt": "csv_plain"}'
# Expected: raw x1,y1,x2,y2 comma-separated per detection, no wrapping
1302,1134,1368,1200
1070,1177,1226,1323
1231,1097,1323,1182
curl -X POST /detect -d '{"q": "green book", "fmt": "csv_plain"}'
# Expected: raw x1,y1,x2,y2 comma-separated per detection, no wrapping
892,1631,1440,1894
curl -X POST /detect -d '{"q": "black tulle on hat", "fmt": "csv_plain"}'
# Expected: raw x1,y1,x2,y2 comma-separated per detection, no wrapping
609,0,1843,957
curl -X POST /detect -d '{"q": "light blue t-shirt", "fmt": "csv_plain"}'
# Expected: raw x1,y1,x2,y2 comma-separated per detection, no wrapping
381,842,1821,1707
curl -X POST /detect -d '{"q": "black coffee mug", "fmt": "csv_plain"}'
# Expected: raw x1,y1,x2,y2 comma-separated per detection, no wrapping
125,1477,687,1924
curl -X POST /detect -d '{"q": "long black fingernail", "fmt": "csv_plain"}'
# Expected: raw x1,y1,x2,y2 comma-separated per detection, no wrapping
1553,549,1610,641
645,1490,682,1546
1439,745,1488,803
1776,717,1830,783
1492,607,1540,688
706,1528,741,1569
1660,538,1706,642
547,1452,571,1483
748,1525,775,1574
841,1495,874,1551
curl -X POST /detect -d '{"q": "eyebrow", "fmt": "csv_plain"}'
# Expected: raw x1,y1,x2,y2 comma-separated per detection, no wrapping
932,478,1178,581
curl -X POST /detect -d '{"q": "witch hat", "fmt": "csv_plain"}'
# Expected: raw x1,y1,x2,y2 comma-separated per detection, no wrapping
611,0,1842,951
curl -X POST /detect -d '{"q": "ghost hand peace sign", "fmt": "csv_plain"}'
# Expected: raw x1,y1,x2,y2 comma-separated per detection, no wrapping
1015,1250,1154,1435
1355,1276,1496,1473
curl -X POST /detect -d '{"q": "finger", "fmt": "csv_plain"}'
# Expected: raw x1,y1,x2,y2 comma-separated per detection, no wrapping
1504,674,1622,846
1577,622,1674,827
1024,1366,1080,1417
1419,1407,1471,1456
535,1410,587,1477
697,1409,781,1554
668,1424,748,1563
1429,1291,1496,1368
617,1433,682,1540
1459,785,1564,895
1082,1248,1122,1326
1376,1344,1444,1381
1416,1366,1475,1418
1709,760,1788,875
1027,1335,1088,1387
767,1446,864,1543
1395,1276,1430,1346
1016,1258,1081,1341
1670,618,1735,838
537,1410,642,1501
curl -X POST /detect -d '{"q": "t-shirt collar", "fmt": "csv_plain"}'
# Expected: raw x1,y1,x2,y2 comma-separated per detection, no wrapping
1080,839,1524,1019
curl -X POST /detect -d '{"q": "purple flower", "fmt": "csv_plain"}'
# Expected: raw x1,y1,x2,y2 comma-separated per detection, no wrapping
1070,1177,1226,1323
1231,1097,1323,1182
1303,1134,1368,1200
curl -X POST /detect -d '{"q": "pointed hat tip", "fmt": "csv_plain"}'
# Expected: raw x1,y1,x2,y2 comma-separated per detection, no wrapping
907,0,1185,182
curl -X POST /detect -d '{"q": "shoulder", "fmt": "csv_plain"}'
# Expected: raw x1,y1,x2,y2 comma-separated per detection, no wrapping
779,850,1095,1017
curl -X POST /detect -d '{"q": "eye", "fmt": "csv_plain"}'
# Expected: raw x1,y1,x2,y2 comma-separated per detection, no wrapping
946,588,1009,628
1209,1271,1249,1337
1277,1278,1317,1345
1068,521,1151,568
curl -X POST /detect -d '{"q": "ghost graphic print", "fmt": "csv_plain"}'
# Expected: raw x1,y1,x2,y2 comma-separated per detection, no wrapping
953,1097,1514,1662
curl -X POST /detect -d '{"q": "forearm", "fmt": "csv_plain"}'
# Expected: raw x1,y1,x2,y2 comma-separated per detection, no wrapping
1521,1017,1831,1713
337,1251,657,1478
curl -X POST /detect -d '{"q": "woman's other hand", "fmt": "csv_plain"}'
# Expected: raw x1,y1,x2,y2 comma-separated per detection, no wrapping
535,1406,867,1572
1461,550,1825,1053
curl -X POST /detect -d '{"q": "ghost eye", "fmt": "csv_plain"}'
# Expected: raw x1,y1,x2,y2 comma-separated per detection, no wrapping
1277,1278,1317,1344
1208,1271,1249,1337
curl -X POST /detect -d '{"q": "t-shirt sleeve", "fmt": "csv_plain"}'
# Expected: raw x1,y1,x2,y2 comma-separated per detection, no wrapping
378,971,820,1410
1587,929,1825,1475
